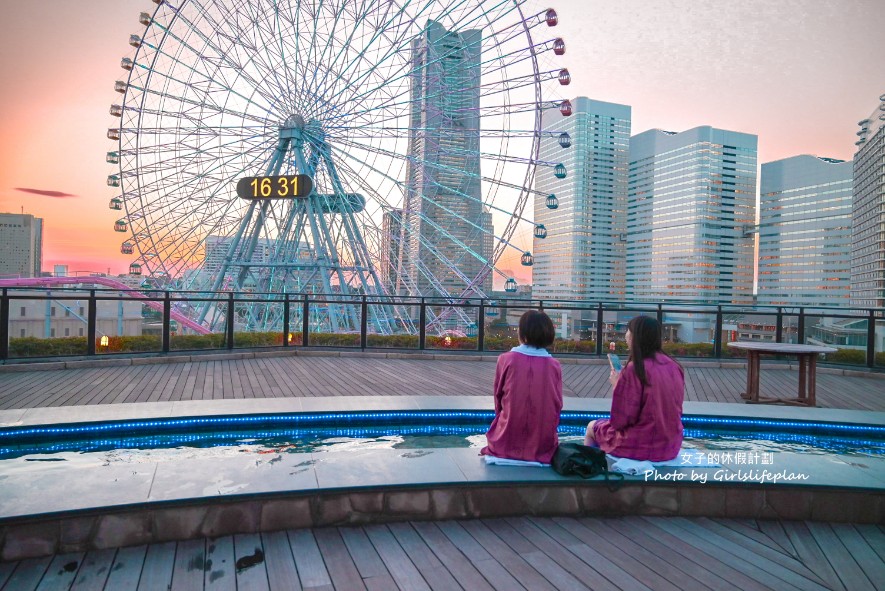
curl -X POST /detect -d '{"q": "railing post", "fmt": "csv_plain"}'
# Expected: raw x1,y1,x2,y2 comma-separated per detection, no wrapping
596,303,603,356
797,308,805,345
360,295,368,350
226,292,235,350
714,305,723,358
162,291,171,353
478,300,485,352
302,294,309,347
283,294,290,348
775,307,783,343
87,290,97,356
0,288,8,361
656,303,663,326
868,309,876,368
419,298,426,350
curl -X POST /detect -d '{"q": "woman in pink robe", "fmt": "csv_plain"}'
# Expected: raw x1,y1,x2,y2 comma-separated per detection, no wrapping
481,310,563,463
585,316,684,461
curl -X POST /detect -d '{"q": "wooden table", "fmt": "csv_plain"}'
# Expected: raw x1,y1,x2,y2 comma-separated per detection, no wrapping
726,342,837,407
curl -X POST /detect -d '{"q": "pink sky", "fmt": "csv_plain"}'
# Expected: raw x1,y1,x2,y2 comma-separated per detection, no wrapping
1,0,883,278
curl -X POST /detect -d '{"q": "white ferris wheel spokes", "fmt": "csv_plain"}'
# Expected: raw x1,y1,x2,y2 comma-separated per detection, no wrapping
108,0,571,335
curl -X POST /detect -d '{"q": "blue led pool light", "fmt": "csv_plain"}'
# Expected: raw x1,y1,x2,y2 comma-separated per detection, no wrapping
0,410,883,446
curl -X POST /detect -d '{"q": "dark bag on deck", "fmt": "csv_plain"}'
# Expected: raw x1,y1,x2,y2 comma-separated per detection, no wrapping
551,442,624,487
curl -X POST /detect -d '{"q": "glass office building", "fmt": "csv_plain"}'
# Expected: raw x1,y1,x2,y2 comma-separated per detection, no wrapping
627,126,757,307
533,97,631,337
757,155,853,307
851,94,885,309
533,98,631,298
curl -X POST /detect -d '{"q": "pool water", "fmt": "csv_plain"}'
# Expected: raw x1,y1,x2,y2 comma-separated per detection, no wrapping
1,421,883,473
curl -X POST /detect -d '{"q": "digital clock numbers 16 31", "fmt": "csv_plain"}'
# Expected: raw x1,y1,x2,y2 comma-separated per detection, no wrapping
236,175,313,199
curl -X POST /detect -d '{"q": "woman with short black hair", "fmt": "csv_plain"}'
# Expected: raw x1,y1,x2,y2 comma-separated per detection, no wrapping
481,309,563,463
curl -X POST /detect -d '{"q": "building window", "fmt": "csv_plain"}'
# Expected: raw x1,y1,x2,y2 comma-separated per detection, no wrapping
65,309,71,317
51,307,56,316
50,328,55,337
79,328,84,336
20,329,25,338
80,307,85,316
64,328,70,337
20,307,25,317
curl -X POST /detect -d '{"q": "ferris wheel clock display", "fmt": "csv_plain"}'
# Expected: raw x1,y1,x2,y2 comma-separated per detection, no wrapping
108,0,571,335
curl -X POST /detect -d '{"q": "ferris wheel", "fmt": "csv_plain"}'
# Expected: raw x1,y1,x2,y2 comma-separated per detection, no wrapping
107,0,571,334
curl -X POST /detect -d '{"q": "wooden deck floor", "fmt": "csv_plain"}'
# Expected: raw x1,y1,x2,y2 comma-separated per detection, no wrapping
2,517,882,591
0,356,882,411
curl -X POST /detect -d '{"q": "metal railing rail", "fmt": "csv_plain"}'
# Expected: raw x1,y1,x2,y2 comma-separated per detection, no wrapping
1,287,883,369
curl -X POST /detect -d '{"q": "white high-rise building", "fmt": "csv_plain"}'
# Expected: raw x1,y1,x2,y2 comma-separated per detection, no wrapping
532,97,630,337
627,127,757,306
758,156,853,307
851,94,885,309
533,97,631,305
401,20,491,298
0,213,43,278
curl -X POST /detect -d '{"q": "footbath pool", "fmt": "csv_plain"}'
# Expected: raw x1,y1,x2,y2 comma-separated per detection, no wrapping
1,411,883,473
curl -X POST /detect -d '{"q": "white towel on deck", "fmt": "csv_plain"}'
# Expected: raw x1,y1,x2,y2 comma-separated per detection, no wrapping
483,454,549,467
608,449,718,474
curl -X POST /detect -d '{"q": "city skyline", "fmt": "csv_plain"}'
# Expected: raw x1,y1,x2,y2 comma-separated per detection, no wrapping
1,0,883,278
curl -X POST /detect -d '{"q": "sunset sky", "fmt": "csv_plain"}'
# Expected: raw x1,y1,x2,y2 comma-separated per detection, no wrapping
0,0,883,279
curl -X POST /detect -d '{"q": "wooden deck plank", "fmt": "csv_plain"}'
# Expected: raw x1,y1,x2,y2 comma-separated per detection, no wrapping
0,356,883,410
363,525,431,591
0,556,51,591
312,528,364,591
648,517,828,591
533,519,656,591
855,524,885,562
410,522,495,591
261,530,302,591
69,549,116,591
806,521,876,591
541,517,712,591
830,523,885,591
288,529,333,590
458,520,556,591
756,520,799,557
386,523,459,591
553,517,682,591
33,552,84,591
205,536,236,591
636,517,808,591
484,519,592,591
781,520,847,591
362,573,399,591
338,526,390,580
710,518,788,555
170,539,205,591
609,517,755,591
0,561,16,589
234,533,270,591
687,517,823,583
137,541,176,591
104,545,147,590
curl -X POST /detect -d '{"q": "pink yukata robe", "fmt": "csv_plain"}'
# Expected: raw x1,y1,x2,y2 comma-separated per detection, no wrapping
593,354,684,461
481,351,563,463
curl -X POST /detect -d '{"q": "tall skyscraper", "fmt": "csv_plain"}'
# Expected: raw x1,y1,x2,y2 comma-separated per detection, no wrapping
757,155,853,307
0,212,43,278
400,20,491,299
627,127,757,306
533,97,631,307
381,209,402,294
851,94,885,308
